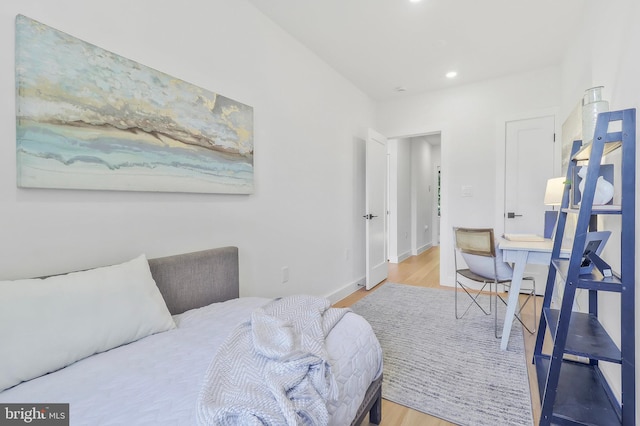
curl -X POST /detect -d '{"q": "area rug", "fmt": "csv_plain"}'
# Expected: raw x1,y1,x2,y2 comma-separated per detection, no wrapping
351,283,533,426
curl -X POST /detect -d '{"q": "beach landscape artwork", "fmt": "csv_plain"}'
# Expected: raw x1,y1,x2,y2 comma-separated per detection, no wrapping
15,15,254,194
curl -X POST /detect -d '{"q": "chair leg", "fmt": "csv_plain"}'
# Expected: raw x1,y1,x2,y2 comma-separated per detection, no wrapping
455,278,492,319
515,278,537,334
524,280,537,333
532,287,537,333
495,282,501,338
495,278,537,337
493,284,502,339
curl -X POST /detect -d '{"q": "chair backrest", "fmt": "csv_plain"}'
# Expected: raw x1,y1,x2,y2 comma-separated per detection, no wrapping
453,227,496,258
453,227,515,281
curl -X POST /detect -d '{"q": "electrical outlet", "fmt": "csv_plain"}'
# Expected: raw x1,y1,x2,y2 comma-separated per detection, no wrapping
281,266,289,283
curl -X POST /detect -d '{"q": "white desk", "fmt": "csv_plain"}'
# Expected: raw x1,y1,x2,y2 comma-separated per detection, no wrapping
498,239,569,351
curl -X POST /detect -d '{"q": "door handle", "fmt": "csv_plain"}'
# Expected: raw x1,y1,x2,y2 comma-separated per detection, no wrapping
363,214,379,220
506,212,523,219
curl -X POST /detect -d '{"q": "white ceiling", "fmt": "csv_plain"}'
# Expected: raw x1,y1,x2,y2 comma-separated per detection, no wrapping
247,0,586,100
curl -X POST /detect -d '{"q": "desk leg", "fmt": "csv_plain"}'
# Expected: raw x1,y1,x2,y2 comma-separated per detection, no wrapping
500,250,528,351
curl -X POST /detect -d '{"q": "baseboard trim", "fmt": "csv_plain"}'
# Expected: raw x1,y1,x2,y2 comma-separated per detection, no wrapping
326,276,366,304
389,250,412,264
412,242,433,256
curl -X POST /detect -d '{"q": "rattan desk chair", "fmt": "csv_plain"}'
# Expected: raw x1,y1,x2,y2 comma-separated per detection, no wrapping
453,227,537,337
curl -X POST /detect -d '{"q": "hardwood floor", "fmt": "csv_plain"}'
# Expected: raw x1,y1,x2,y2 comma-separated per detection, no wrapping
335,246,542,426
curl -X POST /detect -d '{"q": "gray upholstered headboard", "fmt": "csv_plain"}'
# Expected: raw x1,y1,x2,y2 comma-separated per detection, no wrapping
148,246,239,315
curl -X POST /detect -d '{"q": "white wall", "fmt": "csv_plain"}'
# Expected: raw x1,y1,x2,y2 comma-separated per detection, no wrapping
560,0,640,415
0,0,375,301
387,139,398,261
397,139,413,259
410,137,434,254
430,141,442,244
376,66,563,286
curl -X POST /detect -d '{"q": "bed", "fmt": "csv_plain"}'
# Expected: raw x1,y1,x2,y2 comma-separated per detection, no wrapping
0,247,383,425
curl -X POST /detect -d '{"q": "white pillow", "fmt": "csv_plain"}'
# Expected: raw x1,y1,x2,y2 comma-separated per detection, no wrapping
461,245,514,281
0,254,175,392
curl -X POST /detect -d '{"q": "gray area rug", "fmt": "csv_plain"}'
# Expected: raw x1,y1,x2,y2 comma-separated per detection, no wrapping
351,283,533,426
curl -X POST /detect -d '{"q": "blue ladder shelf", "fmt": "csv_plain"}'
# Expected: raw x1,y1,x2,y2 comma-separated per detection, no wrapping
533,108,636,426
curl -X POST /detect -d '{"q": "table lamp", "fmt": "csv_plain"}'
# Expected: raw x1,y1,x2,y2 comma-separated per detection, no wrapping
544,177,565,238
544,177,565,207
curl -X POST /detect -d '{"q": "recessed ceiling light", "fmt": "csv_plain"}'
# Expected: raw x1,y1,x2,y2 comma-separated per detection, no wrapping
409,0,422,3
446,71,458,79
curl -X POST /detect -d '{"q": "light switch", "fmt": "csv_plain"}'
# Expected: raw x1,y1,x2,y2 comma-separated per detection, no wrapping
461,185,473,197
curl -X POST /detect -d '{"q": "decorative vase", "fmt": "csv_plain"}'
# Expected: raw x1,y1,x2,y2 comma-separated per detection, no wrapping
577,166,614,205
581,86,609,144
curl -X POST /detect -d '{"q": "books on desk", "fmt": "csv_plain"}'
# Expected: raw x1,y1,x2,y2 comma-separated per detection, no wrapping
503,233,546,242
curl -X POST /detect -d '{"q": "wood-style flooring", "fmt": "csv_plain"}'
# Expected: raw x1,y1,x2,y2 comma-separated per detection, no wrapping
334,246,542,426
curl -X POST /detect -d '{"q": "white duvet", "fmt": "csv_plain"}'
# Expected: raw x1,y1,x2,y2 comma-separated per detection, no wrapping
0,297,382,426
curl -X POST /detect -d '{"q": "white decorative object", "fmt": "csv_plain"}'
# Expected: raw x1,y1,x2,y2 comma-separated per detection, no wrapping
577,166,615,205
581,86,609,144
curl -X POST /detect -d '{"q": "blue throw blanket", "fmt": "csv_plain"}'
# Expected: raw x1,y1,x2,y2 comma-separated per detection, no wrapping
196,295,350,425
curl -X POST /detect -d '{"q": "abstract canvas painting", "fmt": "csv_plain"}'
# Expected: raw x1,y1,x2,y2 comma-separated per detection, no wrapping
15,15,253,194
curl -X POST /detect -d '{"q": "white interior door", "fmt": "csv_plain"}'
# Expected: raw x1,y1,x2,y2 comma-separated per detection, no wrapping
365,129,388,290
504,116,555,234
504,115,555,294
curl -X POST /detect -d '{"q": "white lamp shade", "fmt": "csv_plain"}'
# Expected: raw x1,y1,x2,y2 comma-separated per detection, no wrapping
544,177,565,205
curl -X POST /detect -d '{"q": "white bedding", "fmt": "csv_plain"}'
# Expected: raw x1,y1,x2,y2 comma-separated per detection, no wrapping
0,297,382,426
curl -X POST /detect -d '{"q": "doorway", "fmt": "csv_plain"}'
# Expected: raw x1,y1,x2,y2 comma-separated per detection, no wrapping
387,133,441,264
